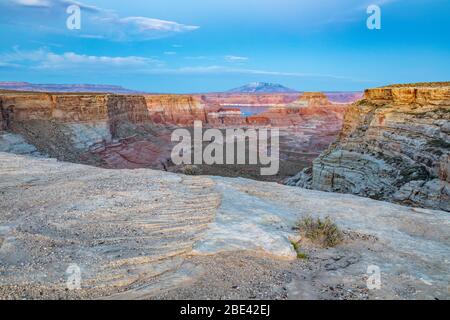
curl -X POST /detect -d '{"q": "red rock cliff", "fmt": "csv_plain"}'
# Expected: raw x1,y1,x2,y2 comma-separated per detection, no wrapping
145,94,207,125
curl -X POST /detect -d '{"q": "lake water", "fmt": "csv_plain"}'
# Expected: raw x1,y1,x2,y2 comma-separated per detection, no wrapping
222,105,271,117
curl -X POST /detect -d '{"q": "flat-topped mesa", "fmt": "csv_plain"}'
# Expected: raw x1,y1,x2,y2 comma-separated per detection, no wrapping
297,92,330,106
0,93,106,122
364,82,450,106
287,82,450,212
248,92,349,127
0,92,168,167
0,92,209,126
144,94,208,125
0,92,153,138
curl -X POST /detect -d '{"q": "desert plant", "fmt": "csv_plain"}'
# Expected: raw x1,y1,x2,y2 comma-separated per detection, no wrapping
295,215,343,248
182,165,199,175
290,240,308,260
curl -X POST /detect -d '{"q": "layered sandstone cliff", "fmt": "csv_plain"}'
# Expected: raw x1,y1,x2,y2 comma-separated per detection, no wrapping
254,92,347,127
0,90,350,181
287,83,450,212
0,102,4,131
201,93,299,106
0,92,173,168
145,94,208,125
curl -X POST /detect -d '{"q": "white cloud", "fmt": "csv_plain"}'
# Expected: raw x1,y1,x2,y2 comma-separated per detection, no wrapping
164,51,177,55
0,62,20,68
12,0,101,11
119,17,199,33
7,0,199,41
60,0,102,12
184,56,212,60
94,16,199,40
141,65,369,82
225,55,249,62
0,48,370,82
40,52,157,69
13,0,51,7
0,48,163,70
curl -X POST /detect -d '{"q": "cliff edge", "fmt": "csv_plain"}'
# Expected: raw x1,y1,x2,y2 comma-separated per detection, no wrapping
287,82,450,212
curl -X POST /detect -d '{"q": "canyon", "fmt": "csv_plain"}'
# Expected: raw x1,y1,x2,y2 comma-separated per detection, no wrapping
2,83,448,207
0,83,449,300
0,90,353,181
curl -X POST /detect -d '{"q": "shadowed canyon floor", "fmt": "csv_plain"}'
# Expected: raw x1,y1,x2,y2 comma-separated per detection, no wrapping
0,153,449,300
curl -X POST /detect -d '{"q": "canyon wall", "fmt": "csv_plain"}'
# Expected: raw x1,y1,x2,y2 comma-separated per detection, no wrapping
0,100,5,131
202,92,362,106
324,92,364,104
287,83,450,212
254,92,347,127
0,91,348,130
0,90,350,180
0,93,110,122
145,94,208,125
0,92,172,168
201,93,299,106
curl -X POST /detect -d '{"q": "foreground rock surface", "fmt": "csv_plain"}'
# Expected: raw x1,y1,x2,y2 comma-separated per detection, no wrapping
0,153,448,300
287,83,450,212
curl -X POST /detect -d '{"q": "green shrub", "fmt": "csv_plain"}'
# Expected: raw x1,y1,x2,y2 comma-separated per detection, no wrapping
183,165,199,175
295,216,343,248
290,240,308,260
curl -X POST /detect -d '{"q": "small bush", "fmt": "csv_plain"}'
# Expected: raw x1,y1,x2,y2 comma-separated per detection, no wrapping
183,165,199,175
295,216,343,248
290,240,308,260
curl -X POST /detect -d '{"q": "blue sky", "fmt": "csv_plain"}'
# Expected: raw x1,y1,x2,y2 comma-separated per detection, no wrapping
0,0,449,93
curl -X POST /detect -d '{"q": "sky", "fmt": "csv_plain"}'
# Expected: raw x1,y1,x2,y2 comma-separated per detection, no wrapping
0,0,449,93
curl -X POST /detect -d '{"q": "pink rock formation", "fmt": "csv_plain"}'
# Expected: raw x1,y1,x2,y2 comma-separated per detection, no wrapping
201,93,300,106
0,90,352,179
250,92,348,127
145,95,207,125
88,135,173,170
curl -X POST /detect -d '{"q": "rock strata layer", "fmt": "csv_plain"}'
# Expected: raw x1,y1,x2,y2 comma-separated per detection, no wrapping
287,83,450,212
0,91,350,180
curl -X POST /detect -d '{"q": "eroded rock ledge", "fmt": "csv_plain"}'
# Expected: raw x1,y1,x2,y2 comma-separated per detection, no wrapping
287,83,450,212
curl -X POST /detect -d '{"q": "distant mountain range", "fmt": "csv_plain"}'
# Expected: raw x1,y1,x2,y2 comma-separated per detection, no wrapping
0,82,139,94
0,82,362,103
228,82,297,93
1,81,298,94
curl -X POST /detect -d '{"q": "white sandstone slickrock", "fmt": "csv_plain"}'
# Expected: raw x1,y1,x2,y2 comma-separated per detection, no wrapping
0,152,449,300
